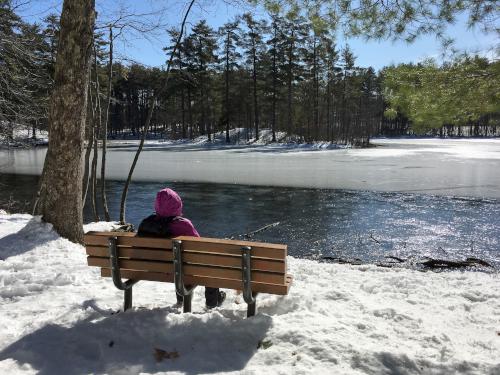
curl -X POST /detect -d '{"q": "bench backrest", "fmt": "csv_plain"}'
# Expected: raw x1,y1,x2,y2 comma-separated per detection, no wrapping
84,231,291,295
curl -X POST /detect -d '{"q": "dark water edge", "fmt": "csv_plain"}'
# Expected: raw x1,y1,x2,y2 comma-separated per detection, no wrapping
1,173,499,269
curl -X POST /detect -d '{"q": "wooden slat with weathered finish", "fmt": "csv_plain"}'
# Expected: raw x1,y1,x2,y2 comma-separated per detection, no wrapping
174,236,287,250
84,233,287,260
178,237,287,259
84,232,173,249
88,256,285,284
86,246,171,261
85,231,137,237
100,268,293,295
85,246,286,273
182,252,285,272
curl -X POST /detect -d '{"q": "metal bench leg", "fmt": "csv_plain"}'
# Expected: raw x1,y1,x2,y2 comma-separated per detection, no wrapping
173,240,196,313
109,236,138,311
183,291,193,313
247,292,258,317
124,287,133,311
241,246,257,318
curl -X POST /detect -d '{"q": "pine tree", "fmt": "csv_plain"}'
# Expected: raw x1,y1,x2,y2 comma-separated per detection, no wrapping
301,18,327,141
189,21,218,140
240,13,267,140
218,19,241,142
266,13,286,142
282,10,308,137
323,33,339,142
340,45,355,143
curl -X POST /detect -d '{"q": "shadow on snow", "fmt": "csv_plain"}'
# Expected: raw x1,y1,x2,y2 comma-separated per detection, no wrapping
0,300,272,375
0,217,59,260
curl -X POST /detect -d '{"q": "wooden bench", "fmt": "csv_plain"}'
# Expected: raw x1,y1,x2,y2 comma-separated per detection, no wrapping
84,231,293,317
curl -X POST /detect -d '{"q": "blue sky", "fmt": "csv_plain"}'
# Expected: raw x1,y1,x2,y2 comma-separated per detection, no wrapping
18,0,498,71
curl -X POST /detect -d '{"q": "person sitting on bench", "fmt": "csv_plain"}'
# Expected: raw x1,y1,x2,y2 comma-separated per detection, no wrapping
137,187,226,309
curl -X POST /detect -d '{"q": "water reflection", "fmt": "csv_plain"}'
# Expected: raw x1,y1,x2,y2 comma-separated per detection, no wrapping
1,173,499,268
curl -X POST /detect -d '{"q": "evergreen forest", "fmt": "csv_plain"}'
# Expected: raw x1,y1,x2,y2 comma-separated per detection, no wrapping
1,3,499,147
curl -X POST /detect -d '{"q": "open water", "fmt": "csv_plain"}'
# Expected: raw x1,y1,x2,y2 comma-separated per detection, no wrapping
0,173,498,268
1,138,499,267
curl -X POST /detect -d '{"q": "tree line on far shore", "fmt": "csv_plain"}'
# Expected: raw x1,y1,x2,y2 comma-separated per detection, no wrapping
1,4,499,149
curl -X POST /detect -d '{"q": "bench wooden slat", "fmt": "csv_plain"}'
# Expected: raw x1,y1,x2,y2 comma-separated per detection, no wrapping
100,268,293,295
88,257,286,284
179,238,286,259
84,233,286,260
86,246,172,261
86,246,173,262
84,233,173,249
85,231,137,237
174,236,287,250
182,252,285,272
86,246,286,273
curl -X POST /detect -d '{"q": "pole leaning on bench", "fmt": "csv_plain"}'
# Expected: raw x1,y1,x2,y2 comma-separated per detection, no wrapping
108,236,139,311
173,240,197,313
241,246,258,317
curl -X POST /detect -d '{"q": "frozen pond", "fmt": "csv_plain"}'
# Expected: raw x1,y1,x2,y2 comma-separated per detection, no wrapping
1,138,500,198
1,138,499,269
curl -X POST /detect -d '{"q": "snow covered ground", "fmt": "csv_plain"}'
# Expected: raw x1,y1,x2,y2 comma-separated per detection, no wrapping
1,212,499,374
0,127,48,148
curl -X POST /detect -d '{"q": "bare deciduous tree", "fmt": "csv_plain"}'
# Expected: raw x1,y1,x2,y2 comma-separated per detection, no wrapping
119,0,196,224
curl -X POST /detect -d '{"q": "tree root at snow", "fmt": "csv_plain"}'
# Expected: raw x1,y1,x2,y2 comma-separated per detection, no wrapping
420,257,492,269
321,256,363,265
320,254,493,270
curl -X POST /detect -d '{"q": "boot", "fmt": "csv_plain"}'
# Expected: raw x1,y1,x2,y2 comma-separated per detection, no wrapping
205,288,226,309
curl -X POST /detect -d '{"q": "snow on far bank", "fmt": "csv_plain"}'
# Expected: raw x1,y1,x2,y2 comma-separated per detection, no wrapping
96,131,500,158
0,126,48,148
107,128,347,151
0,213,499,374
367,137,500,160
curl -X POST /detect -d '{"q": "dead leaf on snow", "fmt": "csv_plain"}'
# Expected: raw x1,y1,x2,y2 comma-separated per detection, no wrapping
257,340,273,350
154,348,180,362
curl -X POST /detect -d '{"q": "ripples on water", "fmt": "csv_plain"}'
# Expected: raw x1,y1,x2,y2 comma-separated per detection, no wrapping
1,174,499,268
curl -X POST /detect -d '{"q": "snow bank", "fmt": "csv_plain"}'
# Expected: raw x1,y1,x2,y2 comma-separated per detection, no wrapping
107,128,347,151
369,138,500,160
0,213,499,374
0,126,48,148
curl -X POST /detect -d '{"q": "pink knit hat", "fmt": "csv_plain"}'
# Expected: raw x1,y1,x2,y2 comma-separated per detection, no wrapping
154,188,183,217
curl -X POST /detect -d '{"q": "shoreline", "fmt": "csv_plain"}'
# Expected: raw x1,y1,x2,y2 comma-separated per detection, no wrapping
2,138,500,198
0,212,498,374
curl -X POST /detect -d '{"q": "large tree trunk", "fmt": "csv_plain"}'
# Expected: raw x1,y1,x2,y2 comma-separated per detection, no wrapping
34,0,95,243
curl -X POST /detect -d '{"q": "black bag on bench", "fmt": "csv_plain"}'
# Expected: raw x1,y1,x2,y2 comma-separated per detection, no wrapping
137,214,180,238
